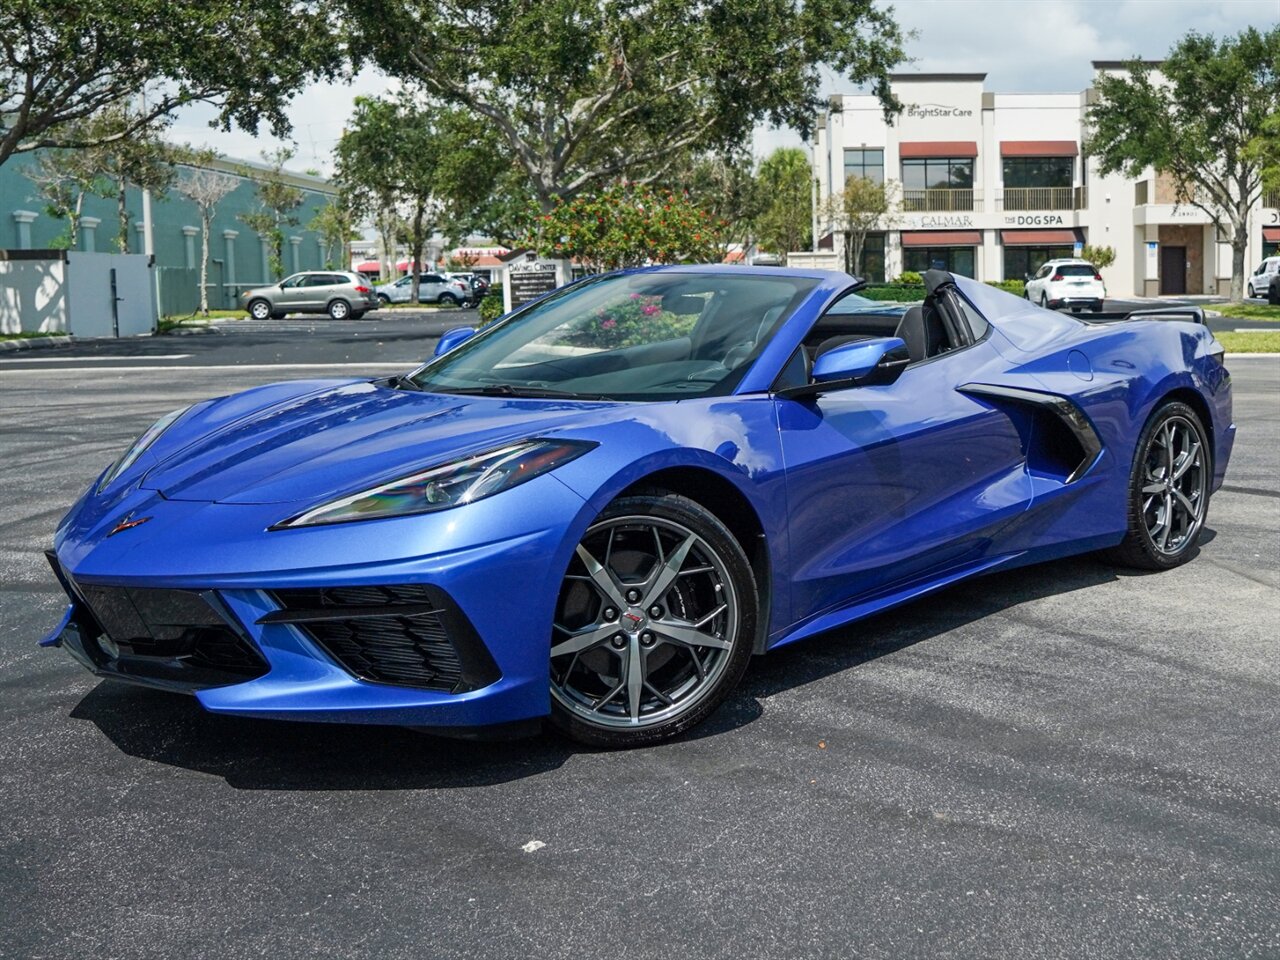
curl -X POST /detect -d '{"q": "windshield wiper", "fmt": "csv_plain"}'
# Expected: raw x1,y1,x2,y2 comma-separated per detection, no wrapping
436,384,610,401
390,374,423,392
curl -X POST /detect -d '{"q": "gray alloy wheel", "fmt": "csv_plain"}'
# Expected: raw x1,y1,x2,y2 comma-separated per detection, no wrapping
549,494,756,746
438,293,459,306
327,299,351,320
1110,402,1210,570
377,293,391,304
248,299,271,320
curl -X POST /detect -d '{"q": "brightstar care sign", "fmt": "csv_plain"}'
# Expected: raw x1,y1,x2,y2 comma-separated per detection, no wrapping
905,103,975,119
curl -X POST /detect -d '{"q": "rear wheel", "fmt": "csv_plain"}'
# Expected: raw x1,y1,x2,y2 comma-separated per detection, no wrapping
248,299,271,320
548,492,757,747
327,299,351,320
1039,293,1049,309
1109,401,1210,570
438,293,459,306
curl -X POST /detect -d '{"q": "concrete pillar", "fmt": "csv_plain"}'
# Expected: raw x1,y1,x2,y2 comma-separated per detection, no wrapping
182,226,199,268
259,235,271,282
80,217,100,252
222,229,238,292
316,236,326,270
289,236,302,274
12,210,37,249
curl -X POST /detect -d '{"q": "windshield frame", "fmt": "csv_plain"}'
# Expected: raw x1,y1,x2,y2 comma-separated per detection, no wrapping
407,270,820,403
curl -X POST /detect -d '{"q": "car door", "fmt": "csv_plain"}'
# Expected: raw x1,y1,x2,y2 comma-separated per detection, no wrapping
420,275,444,302
776,290,1033,628
1027,263,1049,302
276,274,308,309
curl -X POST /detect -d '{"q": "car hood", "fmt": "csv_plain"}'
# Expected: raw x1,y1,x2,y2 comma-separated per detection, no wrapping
140,379,619,506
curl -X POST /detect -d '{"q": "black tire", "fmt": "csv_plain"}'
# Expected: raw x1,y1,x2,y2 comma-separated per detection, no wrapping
1108,401,1211,571
270,311,286,320
1269,282,1280,306
548,491,758,748
351,311,365,320
327,299,351,320
1039,293,1050,310
247,298,272,320
438,293,459,306
377,294,391,305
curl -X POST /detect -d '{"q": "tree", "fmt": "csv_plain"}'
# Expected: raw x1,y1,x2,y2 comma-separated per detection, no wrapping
0,1,344,170
674,149,764,257
529,183,725,272
239,148,305,281
1087,27,1280,299
755,148,813,263
1079,244,1116,271
24,145,106,248
174,150,239,315
825,175,899,276
1246,111,1280,196
346,0,905,210
309,190,361,270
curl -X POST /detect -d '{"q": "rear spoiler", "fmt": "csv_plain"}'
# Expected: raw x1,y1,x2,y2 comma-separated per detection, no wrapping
1120,306,1207,326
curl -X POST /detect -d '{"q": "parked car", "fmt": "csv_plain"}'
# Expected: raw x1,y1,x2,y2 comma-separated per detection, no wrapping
375,274,474,306
1247,257,1279,298
241,272,379,321
1024,259,1106,312
447,272,490,300
43,267,1233,747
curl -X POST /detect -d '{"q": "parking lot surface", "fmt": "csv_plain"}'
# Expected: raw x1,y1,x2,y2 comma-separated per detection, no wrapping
1,326,1277,959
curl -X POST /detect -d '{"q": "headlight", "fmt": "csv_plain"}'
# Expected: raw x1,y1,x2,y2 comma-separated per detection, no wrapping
273,438,595,528
97,406,191,492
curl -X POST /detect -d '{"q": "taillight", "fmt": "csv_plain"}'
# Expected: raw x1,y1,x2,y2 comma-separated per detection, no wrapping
1051,274,1064,281
1093,272,1102,280
355,285,371,294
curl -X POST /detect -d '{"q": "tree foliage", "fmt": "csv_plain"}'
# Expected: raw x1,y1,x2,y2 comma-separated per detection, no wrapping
0,0,345,170
174,151,240,315
1087,27,1280,298
346,0,904,209
529,183,725,272
673,150,764,255
239,148,305,280
309,190,361,270
825,174,899,276
1079,244,1116,271
755,147,813,263
24,145,106,249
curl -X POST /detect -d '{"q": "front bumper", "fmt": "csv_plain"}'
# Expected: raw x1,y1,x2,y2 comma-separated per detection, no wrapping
45,471,591,728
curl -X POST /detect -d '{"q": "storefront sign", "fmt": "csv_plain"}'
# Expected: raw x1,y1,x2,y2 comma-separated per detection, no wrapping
508,262,559,308
905,103,975,119
1003,214,1065,226
907,214,975,228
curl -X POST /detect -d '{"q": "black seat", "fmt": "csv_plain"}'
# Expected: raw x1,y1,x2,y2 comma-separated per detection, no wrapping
812,334,872,361
893,303,948,363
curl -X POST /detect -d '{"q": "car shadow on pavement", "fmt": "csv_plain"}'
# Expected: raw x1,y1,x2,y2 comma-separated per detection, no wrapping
68,541,1208,788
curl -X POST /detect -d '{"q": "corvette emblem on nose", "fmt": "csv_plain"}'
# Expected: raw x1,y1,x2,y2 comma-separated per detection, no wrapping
107,514,152,537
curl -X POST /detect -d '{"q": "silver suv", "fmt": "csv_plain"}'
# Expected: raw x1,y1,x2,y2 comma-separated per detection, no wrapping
241,272,380,320
374,273,474,306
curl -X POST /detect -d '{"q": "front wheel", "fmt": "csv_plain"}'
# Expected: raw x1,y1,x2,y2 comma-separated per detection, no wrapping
438,293,459,306
1109,401,1210,570
327,299,351,320
1039,293,1050,309
247,299,271,320
377,293,391,305
548,492,757,747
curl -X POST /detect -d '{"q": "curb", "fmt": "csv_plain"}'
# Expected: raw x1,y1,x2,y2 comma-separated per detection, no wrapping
161,324,222,336
0,335,76,352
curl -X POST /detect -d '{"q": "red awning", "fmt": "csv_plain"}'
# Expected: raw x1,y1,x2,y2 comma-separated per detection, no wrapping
900,230,981,247
354,261,381,273
1001,229,1081,246
899,141,978,159
1263,226,1280,242
1000,140,1079,157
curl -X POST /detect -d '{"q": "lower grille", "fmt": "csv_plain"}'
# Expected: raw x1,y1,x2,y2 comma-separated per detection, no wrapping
47,554,269,688
265,585,499,693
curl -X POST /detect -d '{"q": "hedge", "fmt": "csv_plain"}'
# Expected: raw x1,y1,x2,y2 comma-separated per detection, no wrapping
478,287,505,325
862,279,1026,302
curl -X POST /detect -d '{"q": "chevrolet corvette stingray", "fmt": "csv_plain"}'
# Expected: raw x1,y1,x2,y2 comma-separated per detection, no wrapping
42,266,1234,746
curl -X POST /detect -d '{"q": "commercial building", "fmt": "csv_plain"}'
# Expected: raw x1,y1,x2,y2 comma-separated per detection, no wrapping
810,66,1280,297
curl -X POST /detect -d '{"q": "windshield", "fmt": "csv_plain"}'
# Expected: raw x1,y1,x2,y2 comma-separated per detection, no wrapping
409,271,818,401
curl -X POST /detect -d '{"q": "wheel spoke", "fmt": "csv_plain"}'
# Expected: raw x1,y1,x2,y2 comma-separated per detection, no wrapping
641,533,696,607
591,679,626,712
625,635,644,721
1173,488,1198,520
1159,493,1173,549
1142,481,1165,494
655,617,731,651
575,543,627,609
550,621,618,659
1172,442,1200,480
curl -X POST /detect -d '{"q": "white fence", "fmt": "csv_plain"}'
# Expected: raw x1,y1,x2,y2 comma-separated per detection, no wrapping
0,250,155,337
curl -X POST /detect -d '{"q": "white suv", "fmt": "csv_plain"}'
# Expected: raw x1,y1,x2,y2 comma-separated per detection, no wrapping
1024,259,1106,313
374,273,474,306
1247,257,1279,299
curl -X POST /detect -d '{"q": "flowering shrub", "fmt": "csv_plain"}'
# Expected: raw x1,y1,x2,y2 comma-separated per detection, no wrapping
526,184,728,272
564,293,698,349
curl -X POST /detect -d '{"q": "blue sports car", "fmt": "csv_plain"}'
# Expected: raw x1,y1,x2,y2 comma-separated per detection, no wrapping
43,266,1234,746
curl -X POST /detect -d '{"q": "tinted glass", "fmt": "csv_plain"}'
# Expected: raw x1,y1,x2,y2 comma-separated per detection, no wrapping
410,272,818,401
1056,264,1096,277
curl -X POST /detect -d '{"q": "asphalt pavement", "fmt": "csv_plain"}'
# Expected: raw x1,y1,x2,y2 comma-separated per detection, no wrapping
0,325,1277,959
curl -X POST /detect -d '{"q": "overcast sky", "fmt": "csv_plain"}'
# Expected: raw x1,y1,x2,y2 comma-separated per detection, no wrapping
167,0,1276,175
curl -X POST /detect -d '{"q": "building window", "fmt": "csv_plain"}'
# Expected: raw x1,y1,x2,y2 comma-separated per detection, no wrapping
843,149,884,186
904,246,975,278
1002,156,1073,188
1003,245,1074,281
902,158,973,191
847,233,886,282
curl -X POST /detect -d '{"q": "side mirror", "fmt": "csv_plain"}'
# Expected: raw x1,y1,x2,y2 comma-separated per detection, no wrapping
433,325,476,357
781,336,909,399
